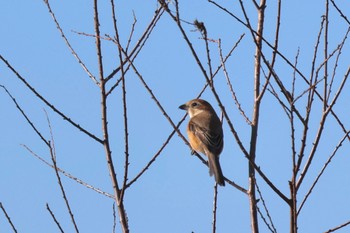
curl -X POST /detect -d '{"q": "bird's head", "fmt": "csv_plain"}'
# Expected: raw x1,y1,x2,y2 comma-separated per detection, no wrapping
179,99,213,118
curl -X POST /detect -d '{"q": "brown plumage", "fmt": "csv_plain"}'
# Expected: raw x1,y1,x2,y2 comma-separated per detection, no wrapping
179,99,225,186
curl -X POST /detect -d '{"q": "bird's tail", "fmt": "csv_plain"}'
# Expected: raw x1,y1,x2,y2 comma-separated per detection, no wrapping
207,152,225,186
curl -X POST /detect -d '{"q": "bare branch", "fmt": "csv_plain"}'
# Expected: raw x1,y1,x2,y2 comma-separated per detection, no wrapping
329,0,350,25
0,202,18,233
125,11,137,53
105,6,165,83
210,0,350,148
0,55,103,144
244,0,267,231
110,0,130,204
0,85,49,146
298,131,350,215
328,27,350,103
22,144,114,198
94,0,129,231
295,17,326,181
112,203,117,233
297,66,350,189
218,39,252,125
255,179,277,233
212,184,218,233
46,203,65,233
45,114,79,233
324,220,350,233
43,0,98,85
323,0,330,111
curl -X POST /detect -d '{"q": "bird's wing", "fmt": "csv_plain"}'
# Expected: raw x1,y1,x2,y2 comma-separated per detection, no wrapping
188,121,223,154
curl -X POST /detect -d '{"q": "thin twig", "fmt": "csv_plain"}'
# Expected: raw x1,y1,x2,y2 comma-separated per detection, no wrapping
324,219,350,233
0,55,103,144
110,0,130,204
257,0,282,102
289,48,300,232
291,48,300,168
297,66,350,189
45,114,80,233
197,33,246,100
198,20,214,83
298,131,350,215
106,7,164,95
43,0,98,85
208,0,307,84
212,184,218,233
112,203,117,233
218,39,252,125
267,86,292,119
209,1,350,146
105,6,165,83
256,205,275,233
0,202,18,233
46,203,65,233
210,0,350,159
294,16,326,180
0,85,49,146
22,144,114,198
329,0,350,25
323,0,329,111
126,121,187,186
255,179,277,233
327,27,350,103
125,11,137,53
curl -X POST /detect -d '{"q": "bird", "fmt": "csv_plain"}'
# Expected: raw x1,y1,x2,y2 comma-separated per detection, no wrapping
179,99,225,186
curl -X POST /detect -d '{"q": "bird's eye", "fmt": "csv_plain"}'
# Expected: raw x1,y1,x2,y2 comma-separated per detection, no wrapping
191,102,198,107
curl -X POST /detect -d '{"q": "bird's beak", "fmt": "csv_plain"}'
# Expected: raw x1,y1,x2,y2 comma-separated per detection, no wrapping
179,104,188,110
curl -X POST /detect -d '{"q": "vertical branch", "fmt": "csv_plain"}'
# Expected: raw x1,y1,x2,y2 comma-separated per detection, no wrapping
112,203,117,233
295,17,325,180
49,144,79,232
94,0,129,232
327,27,350,103
257,0,282,102
289,181,297,233
248,1,266,232
324,0,329,110
290,49,300,233
212,184,218,233
110,0,130,204
45,113,79,233
198,20,214,81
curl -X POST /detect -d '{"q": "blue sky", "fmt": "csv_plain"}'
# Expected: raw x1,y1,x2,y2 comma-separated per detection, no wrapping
1,1,350,232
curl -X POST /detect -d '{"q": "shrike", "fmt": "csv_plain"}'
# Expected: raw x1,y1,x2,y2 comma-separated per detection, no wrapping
179,99,225,186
